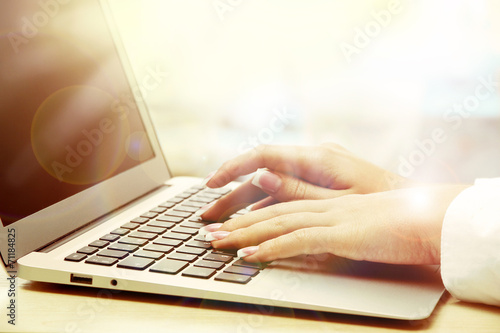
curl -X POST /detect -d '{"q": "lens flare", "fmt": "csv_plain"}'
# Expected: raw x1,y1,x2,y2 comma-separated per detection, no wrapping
31,85,131,185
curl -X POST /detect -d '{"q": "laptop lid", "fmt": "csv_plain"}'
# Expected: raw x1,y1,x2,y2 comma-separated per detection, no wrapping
0,0,171,266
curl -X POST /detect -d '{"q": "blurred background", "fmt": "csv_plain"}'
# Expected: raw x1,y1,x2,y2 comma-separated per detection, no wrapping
108,0,500,184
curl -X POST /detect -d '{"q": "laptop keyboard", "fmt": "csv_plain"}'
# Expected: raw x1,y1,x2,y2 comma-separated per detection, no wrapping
64,185,266,284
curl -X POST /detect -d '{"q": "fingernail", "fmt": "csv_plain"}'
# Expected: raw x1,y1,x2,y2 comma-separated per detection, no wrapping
252,169,282,194
205,231,230,242
201,170,217,187
199,223,223,236
237,246,259,258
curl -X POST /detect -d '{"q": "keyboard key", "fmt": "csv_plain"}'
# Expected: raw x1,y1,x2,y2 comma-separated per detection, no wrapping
141,212,158,219
134,250,165,260
224,266,259,277
65,253,87,262
117,257,155,270
111,228,129,236
167,252,198,263
194,235,209,242
121,222,140,230
188,216,203,222
174,206,199,213
171,226,198,235
205,188,231,195
147,221,175,229
176,246,206,256
118,237,148,246
154,238,182,247
180,221,207,229
88,240,109,248
100,234,120,242
175,192,192,199
167,197,184,204
197,193,221,200
138,226,167,234
186,240,212,249
150,207,167,214
85,256,118,266
194,259,225,270
182,266,216,279
144,244,174,253
184,188,201,194
165,211,192,218
215,272,251,284
233,259,268,269
182,201,206,208
129,231,157,240
108,243,139,253
190,197,214,204
220,188,232,195
158,201,175,208
77,246,99,255
187,217,211,224
131,217,149,224
156,216,183,223
150,259,188,274
97,249,129,259
204,253,233,263
212,249,238,257
163,232,191,241
236,208,250,214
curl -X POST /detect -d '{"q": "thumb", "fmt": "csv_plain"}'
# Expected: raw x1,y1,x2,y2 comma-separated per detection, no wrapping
251,168,337,202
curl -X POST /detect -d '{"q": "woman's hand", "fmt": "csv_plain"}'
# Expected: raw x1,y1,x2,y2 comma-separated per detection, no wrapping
203,184,470,265
202,143,410,221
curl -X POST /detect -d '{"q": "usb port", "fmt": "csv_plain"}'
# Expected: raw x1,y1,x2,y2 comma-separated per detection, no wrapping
70,274,93,285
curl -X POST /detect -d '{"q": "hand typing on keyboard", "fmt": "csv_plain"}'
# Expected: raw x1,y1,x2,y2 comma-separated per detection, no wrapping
201,144,470,265
202,143,411,222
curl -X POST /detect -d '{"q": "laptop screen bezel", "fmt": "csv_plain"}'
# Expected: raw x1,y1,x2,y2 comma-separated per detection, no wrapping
0,0,172,267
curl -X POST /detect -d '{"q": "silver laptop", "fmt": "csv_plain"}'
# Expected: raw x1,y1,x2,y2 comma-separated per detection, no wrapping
0,0,445,320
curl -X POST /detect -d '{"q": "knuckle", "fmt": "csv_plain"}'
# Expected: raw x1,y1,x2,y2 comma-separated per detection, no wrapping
290,178,308,200
266,201,292,218
285,228,317,255
290,228,309,247
316,146,334,164
270,215,288,233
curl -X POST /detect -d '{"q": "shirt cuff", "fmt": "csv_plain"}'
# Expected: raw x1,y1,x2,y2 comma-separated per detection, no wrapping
441,178,500,306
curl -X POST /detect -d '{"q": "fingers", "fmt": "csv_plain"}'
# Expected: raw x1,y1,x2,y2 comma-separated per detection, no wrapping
218,199,328,232
202,167,343,222
201,179,267,222
205,145,333,189
212,211,330,249
238,227,334,262
251,169,346,202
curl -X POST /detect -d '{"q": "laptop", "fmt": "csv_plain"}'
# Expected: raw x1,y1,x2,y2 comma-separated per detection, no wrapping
0,0,445,320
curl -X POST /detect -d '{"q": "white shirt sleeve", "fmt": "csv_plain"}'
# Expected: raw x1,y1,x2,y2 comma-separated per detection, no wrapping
441,178,500,306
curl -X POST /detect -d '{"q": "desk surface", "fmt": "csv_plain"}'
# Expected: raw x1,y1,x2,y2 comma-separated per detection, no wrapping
0,268,499,333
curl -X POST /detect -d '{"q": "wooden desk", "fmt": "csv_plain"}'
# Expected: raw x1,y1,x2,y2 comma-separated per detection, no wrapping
1,268,499,333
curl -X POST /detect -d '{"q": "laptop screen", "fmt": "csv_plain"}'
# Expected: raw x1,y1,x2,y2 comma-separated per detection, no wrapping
0,1,155,226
